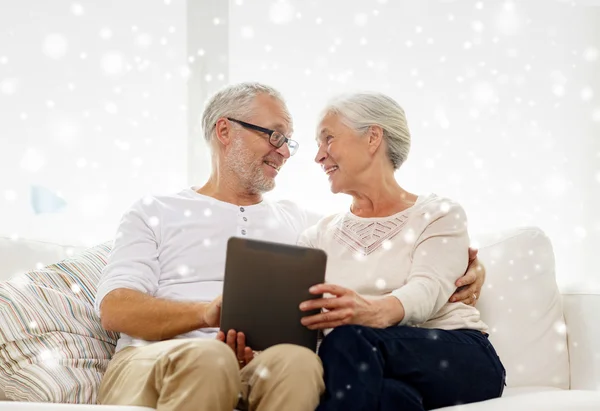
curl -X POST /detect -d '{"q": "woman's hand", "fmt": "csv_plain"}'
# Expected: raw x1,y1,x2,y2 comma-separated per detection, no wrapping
299,284,403,329
449,247,486,306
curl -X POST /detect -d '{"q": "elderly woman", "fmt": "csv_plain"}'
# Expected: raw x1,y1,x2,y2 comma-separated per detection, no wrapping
299,92,506,411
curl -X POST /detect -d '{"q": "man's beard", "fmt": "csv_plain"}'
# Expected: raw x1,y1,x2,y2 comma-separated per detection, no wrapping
225,137,277,194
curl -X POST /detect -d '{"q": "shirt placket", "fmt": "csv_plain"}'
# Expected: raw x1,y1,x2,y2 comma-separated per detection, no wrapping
237,206,248,237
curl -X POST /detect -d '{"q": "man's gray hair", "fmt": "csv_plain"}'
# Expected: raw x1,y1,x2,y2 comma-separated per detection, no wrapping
201,82,291,143
320,92,411,170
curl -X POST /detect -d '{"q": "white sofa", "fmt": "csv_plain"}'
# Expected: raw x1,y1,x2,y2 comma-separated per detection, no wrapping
1,227,599,410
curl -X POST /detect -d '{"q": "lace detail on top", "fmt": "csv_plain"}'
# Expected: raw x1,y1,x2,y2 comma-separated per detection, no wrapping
334,214,409,256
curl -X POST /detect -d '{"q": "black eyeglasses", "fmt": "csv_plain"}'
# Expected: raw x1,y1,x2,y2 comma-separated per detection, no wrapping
226,117,299,156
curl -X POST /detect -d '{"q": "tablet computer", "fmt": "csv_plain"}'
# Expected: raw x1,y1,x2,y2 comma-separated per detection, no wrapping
220,237,327,352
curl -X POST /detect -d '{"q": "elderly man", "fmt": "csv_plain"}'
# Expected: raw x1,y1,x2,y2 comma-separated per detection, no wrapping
94,82,484,411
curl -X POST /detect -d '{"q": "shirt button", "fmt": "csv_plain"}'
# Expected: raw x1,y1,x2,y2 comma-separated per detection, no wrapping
243,217,247,222
241,230,247,235
240,207,245,212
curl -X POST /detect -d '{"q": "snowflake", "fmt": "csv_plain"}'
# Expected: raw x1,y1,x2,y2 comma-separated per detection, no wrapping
136,33,153,48
256,365,270,379
382,240,392,250
148,216,160,227
375,278,386,290
99,28,112,39
583,47,598,62
29,321,38,329
353,252,366,262
71,284,81,294
574,227,587,239
105,102,118,114
40,350,59,368
204,208,212,217
354,13,368,26
269,1,294,25
554,321,567,335
102,53,125,76
544,175,568,197
70,3,84,15
4,190,17,201
0,77,18,95
43,34,68,59
359,362,369,371
403,229,416,244
241,26,254,39
581,87,594,101
439,360,449,369
177,265,190,275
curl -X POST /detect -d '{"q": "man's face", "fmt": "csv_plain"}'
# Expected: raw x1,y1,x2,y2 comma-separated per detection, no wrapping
225,94,293,194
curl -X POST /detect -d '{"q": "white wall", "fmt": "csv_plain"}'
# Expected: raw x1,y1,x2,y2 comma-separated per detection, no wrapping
1,0,598,292
0,0,189,245
228,0,600,291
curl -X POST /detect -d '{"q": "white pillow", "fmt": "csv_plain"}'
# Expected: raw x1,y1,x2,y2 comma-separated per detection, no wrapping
473,226,569,389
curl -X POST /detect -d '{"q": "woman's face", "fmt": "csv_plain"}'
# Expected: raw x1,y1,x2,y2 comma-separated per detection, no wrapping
315,113,371,194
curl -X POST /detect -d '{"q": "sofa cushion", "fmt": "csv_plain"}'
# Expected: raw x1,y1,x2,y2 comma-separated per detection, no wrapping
0,237,84,283
473,227,570,389
434,390,600,411
0,242,118,403
561,293,600,390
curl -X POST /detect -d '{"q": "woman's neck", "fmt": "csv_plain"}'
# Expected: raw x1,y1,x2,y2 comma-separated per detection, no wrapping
350,183,418,218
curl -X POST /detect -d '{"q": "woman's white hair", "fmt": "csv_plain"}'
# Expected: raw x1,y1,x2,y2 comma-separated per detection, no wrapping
201,82,291,143
320,92,411,170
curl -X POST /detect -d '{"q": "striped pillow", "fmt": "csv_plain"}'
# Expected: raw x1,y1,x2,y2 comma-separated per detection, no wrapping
0,242,118,403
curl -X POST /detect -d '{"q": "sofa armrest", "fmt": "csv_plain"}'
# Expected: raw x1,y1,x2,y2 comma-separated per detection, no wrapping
562,293,600,390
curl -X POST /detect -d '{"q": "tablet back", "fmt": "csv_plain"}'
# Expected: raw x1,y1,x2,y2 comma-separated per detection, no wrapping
220,237,327,352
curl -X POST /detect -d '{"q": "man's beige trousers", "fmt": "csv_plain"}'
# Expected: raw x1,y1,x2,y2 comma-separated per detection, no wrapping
98,338,324,411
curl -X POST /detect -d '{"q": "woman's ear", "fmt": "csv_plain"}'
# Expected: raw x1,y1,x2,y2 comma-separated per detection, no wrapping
214,118,232,146
367,125,384,154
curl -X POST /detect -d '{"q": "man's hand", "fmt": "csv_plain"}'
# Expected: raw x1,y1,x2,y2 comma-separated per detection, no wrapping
449,247,486,306
217,329,254,368
202,295,222,328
